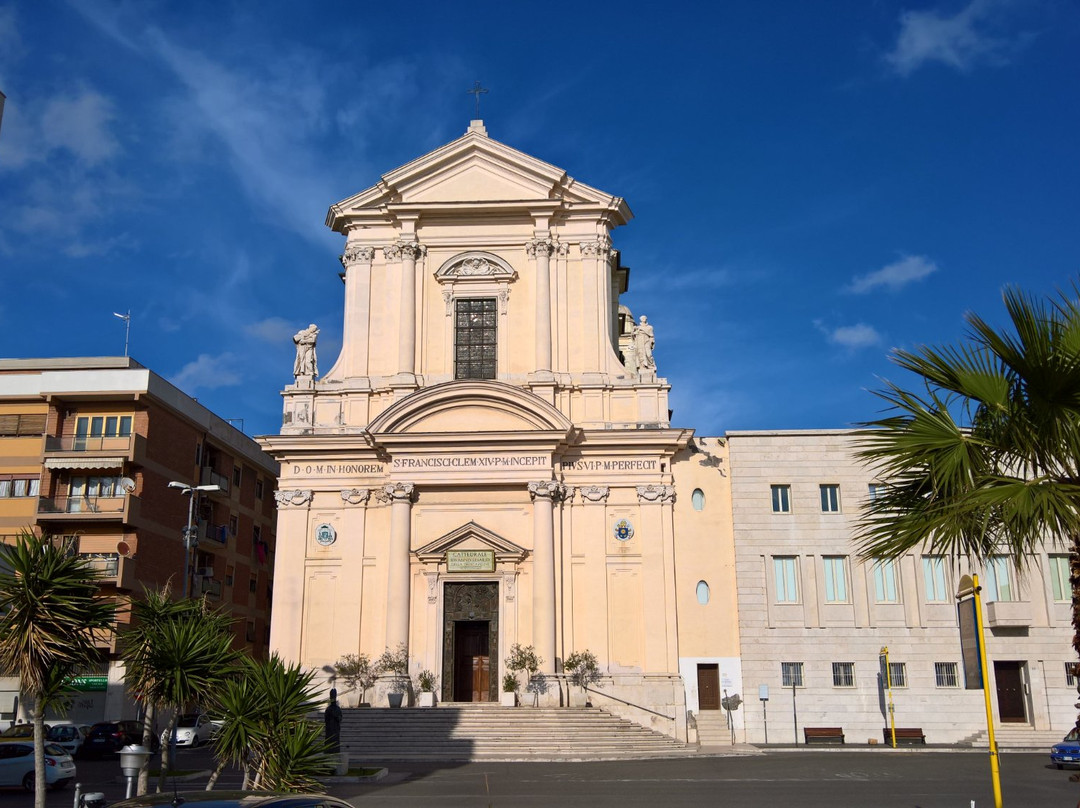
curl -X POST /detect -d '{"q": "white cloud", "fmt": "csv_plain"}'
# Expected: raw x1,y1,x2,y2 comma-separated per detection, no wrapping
885,0,1015,77
826,323,883,349
847,255,938,294
169,353,243,393
245,317,297,344
630,265,741,294
0,86,120,170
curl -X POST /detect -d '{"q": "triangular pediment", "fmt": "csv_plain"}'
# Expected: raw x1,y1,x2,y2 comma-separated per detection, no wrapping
415,521,528,562
326,123,631,231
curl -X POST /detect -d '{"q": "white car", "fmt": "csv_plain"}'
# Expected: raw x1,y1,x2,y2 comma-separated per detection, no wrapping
46,722,92,757
0,740,76,791
162,714,215,748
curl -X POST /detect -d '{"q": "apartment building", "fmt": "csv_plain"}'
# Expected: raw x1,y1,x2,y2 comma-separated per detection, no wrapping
0,357,279,725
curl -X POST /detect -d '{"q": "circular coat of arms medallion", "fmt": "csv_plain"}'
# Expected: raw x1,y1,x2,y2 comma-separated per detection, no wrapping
613,518,634,541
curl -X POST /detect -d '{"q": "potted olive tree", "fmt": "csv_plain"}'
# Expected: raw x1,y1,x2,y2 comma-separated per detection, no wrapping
416,669,438,707
505,644,543,706
333,652,379,707
564,649,602,707
376,644,410,708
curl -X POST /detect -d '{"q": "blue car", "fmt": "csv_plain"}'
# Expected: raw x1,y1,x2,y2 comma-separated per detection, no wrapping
1051,728,1080,769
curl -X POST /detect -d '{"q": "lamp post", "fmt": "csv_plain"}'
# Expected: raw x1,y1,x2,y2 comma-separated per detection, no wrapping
167,481,220,598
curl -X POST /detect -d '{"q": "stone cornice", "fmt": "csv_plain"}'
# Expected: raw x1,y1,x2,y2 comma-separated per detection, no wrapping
528,481,567,502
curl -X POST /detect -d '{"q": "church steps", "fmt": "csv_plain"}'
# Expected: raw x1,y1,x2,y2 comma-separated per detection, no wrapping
337,706,687,761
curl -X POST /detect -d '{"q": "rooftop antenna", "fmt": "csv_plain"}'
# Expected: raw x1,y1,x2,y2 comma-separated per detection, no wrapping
113,310,131,357
467,81,488,119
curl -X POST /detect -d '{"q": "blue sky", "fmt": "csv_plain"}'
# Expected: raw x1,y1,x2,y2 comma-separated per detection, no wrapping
1,1,1077,438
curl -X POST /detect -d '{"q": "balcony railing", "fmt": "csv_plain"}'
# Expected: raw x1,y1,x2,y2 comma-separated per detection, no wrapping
81,553,119,576
38,494,133,519
200,467,230,494
44,434,134,453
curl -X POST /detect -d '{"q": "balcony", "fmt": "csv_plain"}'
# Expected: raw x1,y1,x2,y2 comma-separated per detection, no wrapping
37,494,134,522
197,576,222,600
79,552,137,590
985,599,1031,628
200,467,230,495
43,434,140,470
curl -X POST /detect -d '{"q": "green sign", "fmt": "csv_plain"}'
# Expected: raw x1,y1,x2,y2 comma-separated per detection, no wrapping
446,549,495,573
68,675,108,692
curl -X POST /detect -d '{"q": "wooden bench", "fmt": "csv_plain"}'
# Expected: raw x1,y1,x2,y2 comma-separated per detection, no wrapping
804,727,845,744
883,727,926,745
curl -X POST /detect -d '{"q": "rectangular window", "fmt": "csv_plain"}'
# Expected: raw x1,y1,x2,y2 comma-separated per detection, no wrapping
770,484,791,513
249,574,258,594
823,556,849,603
1066,663,1077,687
255,479,264,500
867,483,882,501
233,465,242,487
1050,555,1070,603
887,662,907,688
922,556,948,602
225,565,234,587
819,484,840,512
832,662,855,688
773,556,799,603
229,515,238,536
873,559,900,603
245,621,256,643
454,297,498,380
986,556,1015,602
0,480,10,497
0,413,47,436
781,662,804,688
935,662,959,688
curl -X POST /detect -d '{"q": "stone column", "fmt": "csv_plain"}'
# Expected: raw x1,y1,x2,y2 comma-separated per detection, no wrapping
384,482,415,651
339,243,374,377
398,242,423,375
527,238,555,372
270,489,313,661
529,480,564,673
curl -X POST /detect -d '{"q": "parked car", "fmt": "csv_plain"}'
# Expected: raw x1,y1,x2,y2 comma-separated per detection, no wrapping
0,723,50,739
46,722,92,757
82,720,148,758
109,791,354,808
1051,728,1080,769
161,714,215,748
0,740,76,791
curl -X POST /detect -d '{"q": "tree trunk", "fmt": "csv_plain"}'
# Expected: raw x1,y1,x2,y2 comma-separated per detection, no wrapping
137,701,157,796
156,711,180,793
32,701,46,808
205,759,227,790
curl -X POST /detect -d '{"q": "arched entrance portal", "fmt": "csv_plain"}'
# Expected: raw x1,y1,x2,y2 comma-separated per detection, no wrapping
442,582,500,702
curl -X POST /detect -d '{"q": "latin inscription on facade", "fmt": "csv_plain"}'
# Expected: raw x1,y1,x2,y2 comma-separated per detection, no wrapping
291,463,384,475
447,549,496,572
560,459,658,471
393,455,547,470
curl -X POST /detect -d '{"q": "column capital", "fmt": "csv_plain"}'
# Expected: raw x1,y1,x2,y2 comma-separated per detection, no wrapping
636,484,675,504
528,481,566,502
577,485,610,504
340,244,375,268
274,489,313,507
580,237,611,258
399,241,426,260
384,481,416,502
526,238,556,258
383,244,402,261
340,488,370,506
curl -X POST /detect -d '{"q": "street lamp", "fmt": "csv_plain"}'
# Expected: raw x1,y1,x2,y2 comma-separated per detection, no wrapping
168,481,220,598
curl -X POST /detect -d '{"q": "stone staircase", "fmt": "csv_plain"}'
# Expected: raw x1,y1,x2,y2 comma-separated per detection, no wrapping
963,725,1066,749
695,710,736,746
338,703,689,761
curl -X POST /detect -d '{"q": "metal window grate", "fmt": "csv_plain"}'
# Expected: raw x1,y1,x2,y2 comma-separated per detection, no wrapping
454,298,498,379
934,662,959,687
832,662,855,687
781,661,804,687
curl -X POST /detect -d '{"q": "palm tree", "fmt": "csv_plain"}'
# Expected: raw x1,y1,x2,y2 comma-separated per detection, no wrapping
207,654,329,793
119,592,238,793
856,284,1080,732
120,585,213,795
0,530,116,808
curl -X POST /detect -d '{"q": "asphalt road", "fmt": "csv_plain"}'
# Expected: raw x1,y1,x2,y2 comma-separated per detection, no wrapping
6,747,1076,808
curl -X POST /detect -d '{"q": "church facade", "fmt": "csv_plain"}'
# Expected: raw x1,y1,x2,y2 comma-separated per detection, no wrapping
259,122,739,740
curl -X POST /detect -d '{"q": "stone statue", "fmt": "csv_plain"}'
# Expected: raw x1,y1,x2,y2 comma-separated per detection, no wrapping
632,316,655,372
324,687,343,753
293,324,319,378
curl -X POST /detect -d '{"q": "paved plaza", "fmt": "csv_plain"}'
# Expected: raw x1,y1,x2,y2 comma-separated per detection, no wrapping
19,747,1076,808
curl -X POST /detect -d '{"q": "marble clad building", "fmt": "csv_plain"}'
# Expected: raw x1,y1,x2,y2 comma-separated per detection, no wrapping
259,122,739,739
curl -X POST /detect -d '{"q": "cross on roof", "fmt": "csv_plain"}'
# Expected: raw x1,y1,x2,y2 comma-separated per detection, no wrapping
467,81,488,119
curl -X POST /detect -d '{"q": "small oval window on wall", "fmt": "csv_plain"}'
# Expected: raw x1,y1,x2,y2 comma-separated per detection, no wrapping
692,489,705,511
696,580,710,605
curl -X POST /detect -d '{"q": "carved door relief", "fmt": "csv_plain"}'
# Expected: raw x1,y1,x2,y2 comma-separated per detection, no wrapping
442,582,499,703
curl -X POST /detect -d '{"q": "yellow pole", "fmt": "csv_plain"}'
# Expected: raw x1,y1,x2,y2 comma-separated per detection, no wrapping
881,646,897,748
972,573,1004,808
